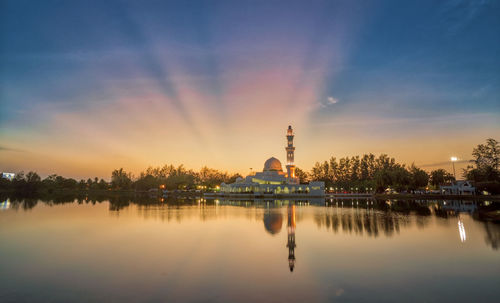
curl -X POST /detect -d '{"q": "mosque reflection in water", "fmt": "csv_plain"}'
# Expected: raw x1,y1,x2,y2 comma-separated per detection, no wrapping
3,195,500,254
263,203,297,272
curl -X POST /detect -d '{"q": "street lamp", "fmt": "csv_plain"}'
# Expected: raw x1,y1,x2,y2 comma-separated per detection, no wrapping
451,157,457,179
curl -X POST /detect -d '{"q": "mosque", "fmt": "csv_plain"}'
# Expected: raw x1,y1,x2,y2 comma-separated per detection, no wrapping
220,126,325,196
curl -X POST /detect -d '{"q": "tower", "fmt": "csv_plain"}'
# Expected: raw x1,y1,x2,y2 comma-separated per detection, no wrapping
285,125,296,182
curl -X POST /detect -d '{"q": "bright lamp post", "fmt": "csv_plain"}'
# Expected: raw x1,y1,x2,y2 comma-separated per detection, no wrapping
451,157,458,179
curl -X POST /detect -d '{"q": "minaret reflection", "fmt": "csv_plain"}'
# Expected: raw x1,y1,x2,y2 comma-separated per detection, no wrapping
287,204,296,272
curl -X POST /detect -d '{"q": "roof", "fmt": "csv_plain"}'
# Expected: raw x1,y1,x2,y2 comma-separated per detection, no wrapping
264,157,283,172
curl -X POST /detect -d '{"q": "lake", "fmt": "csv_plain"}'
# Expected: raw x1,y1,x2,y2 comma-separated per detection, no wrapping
0,197,499,302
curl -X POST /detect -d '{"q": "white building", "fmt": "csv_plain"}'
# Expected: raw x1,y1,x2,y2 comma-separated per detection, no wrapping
1,172,15,181
220,126,325,197
440,181,475,195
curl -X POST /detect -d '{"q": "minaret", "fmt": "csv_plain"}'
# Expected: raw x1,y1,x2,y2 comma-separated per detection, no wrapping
287,204,296,272
285,125,296,182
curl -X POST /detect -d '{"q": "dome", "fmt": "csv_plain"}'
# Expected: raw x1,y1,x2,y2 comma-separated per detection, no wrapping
263,212,283,235
264,157,283,172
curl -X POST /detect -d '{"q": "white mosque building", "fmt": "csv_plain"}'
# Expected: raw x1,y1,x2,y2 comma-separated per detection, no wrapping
220,126,325,196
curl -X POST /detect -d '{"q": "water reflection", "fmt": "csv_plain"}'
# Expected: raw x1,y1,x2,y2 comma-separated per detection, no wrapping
0,199,10,210
484,221,500,249
1,195,500,302
1,194,500,251
263,210,283,235
287,204,296,272
458,218,466,242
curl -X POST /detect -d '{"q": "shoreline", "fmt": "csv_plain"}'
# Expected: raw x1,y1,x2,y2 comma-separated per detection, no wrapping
1,189,499,201
372,193,500,201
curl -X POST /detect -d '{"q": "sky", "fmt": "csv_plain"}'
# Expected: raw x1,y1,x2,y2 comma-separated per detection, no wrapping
1,0,499,180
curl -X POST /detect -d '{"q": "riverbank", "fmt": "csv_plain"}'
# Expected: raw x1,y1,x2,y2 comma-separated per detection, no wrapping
373,193,500,201
2,189,499,202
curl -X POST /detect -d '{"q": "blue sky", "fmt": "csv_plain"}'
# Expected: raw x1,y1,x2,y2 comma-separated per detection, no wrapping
1,0,499,178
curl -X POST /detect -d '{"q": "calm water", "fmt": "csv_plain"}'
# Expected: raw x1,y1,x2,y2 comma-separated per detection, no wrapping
1,197,499,302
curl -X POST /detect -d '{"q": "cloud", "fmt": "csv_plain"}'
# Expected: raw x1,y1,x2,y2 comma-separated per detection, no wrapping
418,159,470,168
315,96,339,109
327,96,339,105
0,145,25,153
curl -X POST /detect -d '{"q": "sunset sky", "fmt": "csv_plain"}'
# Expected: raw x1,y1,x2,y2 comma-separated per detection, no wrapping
1,0,499,179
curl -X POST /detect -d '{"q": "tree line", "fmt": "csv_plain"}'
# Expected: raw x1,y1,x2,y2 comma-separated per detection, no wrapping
1,138,498,194
0,165,243,194
305,138,499,193
305,154,447,192
110,165,242,191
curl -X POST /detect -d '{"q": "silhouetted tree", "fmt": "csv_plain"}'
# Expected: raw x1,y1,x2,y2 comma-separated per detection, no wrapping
111,168,132,190
409,164,429,189
294,167,309,183
430,169,455,187
463,138,500,182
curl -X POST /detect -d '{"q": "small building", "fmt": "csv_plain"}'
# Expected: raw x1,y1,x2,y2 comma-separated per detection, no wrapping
1,172,15,181
440,181,475,195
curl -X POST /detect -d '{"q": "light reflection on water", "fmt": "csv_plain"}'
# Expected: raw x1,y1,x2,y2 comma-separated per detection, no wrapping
0,199,10,210
0,197,499,302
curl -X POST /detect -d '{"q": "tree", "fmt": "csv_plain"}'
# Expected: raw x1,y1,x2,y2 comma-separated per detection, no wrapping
360,154,375,180
25,171,41,183
12,171,42,194
374,165,411,192
0,176,11,190
310,161,330,185
78,179,87,190
328,157,339,183
42,174,57,192
350,156,361,182
473,138,500,170
463,138,500,182
111,168,132,190
98,179,108,190
430,169,455,187
161,165,196,190
62,178,77,190
337,157,351,185
134,174,159,191
226,173,242,184
375,154,396,170
197,166,227,188
294,167,309,183
409,164,429,189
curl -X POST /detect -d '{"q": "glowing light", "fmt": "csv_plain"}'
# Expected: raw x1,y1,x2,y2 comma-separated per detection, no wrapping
1,173,15,181
458,219,466,242
0,199,10,210
451,157,458,162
